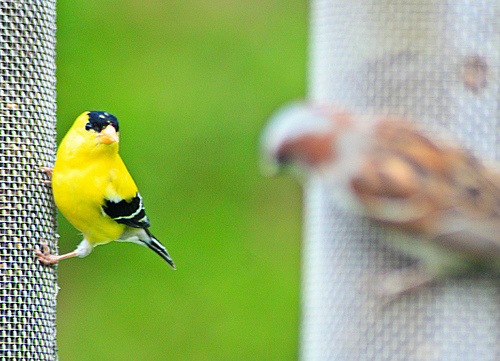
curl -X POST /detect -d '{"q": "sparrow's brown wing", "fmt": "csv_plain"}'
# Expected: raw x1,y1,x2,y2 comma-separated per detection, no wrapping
351,119,500,257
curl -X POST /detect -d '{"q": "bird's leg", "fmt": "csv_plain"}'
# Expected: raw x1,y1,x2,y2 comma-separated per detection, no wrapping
33,242,79,265
39,167,54,185
34,239,93,265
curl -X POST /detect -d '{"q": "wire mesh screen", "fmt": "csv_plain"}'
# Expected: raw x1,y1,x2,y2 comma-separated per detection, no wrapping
301,1,500,360
0,0,57,360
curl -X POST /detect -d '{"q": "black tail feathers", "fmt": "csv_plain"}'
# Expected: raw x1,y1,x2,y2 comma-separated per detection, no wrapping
143,229,176,270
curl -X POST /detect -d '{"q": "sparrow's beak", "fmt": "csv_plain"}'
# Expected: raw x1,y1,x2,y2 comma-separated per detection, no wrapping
259,156,283,177
258,137,292,177
97,124,119,144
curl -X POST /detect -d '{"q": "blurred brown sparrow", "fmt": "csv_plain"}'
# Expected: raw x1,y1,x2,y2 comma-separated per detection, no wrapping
260,102,500,293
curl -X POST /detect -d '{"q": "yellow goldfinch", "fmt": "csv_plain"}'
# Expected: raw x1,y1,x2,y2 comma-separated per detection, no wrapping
261,102,500,292
36,111,175,269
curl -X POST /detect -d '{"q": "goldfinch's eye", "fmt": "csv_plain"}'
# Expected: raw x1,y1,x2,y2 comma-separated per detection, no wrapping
85,122,92,131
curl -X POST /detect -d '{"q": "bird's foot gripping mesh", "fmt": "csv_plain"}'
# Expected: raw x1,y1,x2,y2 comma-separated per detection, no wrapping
302,1,500,360
1,0,58,360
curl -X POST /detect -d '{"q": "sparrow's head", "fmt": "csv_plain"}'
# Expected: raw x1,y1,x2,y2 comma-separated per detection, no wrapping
259,102,336,178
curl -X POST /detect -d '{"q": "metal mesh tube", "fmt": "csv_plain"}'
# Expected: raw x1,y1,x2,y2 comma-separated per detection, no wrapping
0,0,57,360
302,1,500,360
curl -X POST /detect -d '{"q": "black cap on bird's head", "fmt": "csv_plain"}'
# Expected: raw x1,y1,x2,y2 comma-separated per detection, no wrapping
84,111,120,144
86,111,119,132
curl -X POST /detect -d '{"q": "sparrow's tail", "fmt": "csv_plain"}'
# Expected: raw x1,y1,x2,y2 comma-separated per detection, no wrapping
142,229,176,270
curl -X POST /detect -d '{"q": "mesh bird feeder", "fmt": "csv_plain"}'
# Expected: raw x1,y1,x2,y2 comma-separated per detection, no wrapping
0,0,58,360
301,1,500,360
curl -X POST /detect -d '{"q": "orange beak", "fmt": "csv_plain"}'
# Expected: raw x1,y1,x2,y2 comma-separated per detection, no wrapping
97,124,119,144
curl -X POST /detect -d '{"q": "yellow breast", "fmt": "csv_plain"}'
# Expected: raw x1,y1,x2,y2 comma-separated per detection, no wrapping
52,120,138,246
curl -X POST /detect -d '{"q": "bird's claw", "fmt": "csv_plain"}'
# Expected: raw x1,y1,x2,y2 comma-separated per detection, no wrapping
33,242,59,265
39,167,54,176
39,167,53,185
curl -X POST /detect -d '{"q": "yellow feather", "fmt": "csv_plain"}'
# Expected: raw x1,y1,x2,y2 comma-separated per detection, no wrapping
52,112,139,246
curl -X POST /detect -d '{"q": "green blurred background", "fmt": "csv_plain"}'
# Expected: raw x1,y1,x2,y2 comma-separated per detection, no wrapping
55,0,307,359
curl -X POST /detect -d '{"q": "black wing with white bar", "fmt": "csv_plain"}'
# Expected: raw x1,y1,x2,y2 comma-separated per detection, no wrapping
102,192,151,228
